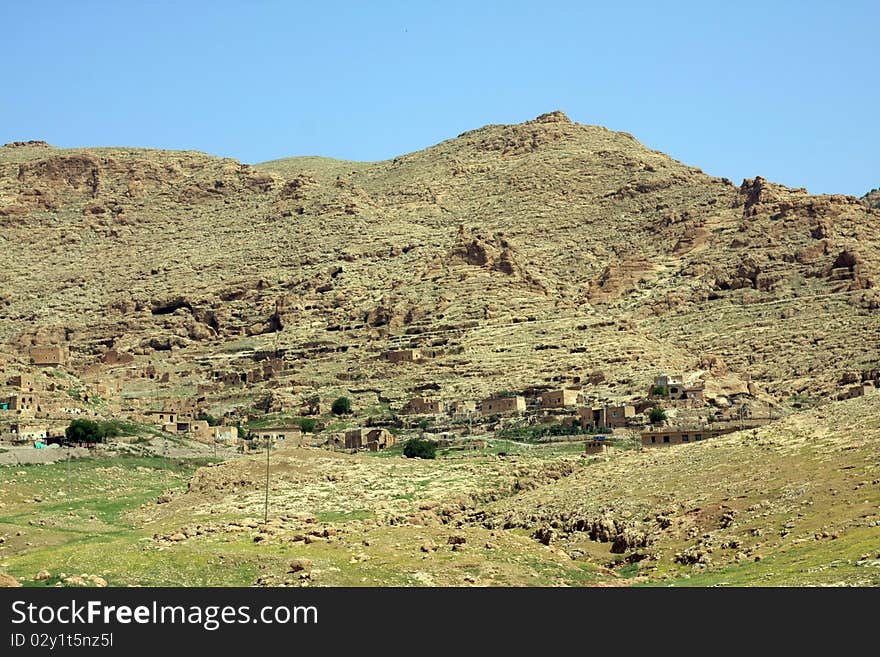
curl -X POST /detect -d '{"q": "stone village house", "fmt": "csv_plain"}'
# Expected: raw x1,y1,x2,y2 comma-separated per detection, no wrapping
254,425,303,446
540,389,581,409
402,397,446,414
578,404,635,430
480,395,526,416
28,345,68,367
344,427,396,451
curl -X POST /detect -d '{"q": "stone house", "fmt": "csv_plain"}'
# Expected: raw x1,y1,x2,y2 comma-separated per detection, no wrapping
255,425,304,446
215,371,243,386
650,374,684,398
29,345,67,367
102,348,134,365
584,437,613,455
480,395,526,416
146,410,178,426
9,392,39,415
9,372,37,392
11,423,49,442
683,382,706,404
212,425,239,442
92,380,122,398
540,389,581,409
837,383,875,400
344,427,395,450
451,400,477,416
382,348,422,363
640,425,741,447
603,404,635,428
403,397,446,415
173,419,210,439
579,404,635,429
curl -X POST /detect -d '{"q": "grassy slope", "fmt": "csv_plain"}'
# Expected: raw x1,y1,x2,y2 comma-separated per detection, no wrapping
482,393,880,586
2,394,876,586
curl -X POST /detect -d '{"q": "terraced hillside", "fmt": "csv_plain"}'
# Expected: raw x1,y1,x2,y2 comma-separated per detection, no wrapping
1,112,878,417
1,112,878,587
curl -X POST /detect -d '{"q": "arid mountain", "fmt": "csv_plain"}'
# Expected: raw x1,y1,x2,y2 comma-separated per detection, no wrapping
1,112,879,418
2,114,879,589
864,187,880,209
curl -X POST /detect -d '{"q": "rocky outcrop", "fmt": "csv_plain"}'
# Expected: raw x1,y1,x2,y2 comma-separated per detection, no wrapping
3,140,52,149
450,225,546,291
862,187,880,209
17,154,101,198
587,258,652,303
0,572,22,587
279,174,317,200
826,249,873,290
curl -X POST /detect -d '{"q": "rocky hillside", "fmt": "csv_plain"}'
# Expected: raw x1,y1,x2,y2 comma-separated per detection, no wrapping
1,112,878,412
864,188,880,209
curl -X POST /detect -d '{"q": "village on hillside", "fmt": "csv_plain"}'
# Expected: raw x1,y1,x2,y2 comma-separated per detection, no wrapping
3,339,877,463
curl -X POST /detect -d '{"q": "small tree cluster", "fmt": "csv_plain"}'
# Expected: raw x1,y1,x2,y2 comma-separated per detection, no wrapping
65,419,106,444
299,418,317,433
403,437,438,459
331,396,352,415
649,407,667,424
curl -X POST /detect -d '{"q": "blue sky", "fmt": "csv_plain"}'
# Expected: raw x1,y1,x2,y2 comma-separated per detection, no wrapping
2,1,877,195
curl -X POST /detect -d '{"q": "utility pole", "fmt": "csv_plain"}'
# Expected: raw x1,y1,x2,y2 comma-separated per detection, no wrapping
264,437,271,524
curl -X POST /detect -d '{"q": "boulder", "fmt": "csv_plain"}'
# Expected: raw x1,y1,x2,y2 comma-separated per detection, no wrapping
0,573,22,587
288,559,313,573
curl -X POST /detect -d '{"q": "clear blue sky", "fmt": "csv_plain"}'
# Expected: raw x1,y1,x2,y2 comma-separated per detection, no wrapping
2,1,877,195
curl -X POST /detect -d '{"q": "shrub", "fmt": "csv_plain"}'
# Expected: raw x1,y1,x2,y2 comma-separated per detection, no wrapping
403,437,438,459
299,418,317,433
97,420,131,438
649,407,667,424
65,419,105,444
197,412,221,427
651,385,669,396
331,396,352,415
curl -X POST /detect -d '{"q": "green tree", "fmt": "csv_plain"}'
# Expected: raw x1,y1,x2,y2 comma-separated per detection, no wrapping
648,407,667,424
97,420,128,438
331,396,352,415
65,419,105,444
299,418,317,433
403,437,438,459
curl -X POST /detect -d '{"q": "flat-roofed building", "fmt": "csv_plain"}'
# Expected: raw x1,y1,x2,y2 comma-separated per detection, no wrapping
480,395,526,416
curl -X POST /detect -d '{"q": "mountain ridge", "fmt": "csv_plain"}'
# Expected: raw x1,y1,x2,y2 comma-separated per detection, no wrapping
1,112,878,419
